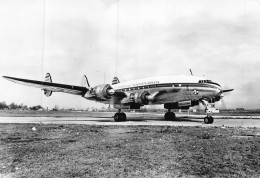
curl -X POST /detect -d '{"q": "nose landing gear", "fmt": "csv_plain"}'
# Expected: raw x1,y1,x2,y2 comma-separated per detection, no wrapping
201,100,214,124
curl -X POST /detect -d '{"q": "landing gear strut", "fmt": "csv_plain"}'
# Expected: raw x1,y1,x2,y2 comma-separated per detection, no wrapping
114,109,126,122
201,100,214,124
164,109,176,121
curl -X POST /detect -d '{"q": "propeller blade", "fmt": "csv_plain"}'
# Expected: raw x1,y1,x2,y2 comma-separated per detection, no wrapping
222,89,234,93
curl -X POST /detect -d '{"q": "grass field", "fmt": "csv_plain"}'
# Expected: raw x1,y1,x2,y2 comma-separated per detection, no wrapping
0,124,260,177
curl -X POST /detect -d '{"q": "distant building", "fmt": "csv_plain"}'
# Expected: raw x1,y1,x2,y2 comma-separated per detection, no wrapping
236,108,245,111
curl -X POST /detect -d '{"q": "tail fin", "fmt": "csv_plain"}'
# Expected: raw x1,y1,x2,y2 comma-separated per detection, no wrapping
112,77,120,85
44,73,52,97
81,75,90,87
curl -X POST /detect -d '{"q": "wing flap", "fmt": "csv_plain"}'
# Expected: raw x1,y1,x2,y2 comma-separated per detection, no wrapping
3,76,88,95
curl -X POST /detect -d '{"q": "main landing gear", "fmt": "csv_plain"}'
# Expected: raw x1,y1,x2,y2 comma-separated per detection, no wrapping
114,109,126,122
164,109,176,121
201,100,214,124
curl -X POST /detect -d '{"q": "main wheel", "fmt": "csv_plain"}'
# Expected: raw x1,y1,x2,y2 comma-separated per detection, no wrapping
120,113,127,122
164,112,176,121
114,113,120,122
114,113,127,122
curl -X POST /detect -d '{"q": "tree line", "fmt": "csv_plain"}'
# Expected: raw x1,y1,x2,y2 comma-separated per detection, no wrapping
0,101,42,110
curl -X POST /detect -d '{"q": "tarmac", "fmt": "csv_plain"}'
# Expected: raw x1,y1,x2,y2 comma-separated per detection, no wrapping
0,112,260,128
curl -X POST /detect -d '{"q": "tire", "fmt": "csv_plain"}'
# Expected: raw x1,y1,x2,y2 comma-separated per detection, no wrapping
208,116,214,124
171,112,176,120
114,113,126,122
114,113,120,122
204,116,214,124
120,113,127,122
204,117,209,124
164,112,175,121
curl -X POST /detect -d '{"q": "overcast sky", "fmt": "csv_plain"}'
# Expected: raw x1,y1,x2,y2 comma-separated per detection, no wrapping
0,0,260,109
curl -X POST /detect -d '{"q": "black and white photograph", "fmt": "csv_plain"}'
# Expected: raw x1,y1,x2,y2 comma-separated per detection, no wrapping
0,0,259,177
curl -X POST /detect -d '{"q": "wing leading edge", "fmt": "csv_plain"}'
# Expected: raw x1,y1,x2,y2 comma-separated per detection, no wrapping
3,76,88,96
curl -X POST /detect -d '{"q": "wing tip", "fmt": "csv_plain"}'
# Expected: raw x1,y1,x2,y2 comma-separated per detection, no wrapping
2,76,12,80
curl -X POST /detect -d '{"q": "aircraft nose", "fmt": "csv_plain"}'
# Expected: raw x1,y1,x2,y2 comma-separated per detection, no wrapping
216,84,222,95
218,88,222,95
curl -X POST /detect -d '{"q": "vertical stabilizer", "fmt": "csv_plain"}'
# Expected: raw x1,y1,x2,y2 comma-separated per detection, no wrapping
112,77,120,85
81,75,90,87
45,73,52,82
44,73,52,97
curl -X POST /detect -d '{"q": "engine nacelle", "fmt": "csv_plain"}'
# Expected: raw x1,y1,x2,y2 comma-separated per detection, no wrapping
93,84,114,100
133,91,151,105
164,100,199,110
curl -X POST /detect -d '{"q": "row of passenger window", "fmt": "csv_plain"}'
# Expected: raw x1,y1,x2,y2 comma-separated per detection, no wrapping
117,84,176,92
118,85,154,92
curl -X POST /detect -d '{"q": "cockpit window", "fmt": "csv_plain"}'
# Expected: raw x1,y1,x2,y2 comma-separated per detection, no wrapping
199,80,212,83
198,80,220,87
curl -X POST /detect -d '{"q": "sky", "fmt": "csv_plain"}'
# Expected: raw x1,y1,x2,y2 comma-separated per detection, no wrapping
0,0,260,109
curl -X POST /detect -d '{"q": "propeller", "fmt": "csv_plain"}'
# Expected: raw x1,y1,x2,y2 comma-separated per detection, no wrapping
216,85,234,109
217,94,227,110
222,89,234,93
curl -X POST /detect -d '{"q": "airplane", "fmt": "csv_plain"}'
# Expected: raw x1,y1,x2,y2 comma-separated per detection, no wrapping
3,73,233,124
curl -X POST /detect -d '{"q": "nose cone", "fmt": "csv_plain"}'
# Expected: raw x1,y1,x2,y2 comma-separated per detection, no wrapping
214,84,222,96
107,88,115,95
218,86,223,94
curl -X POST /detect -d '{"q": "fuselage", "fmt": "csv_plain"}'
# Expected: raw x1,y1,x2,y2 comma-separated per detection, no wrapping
112,74,222,105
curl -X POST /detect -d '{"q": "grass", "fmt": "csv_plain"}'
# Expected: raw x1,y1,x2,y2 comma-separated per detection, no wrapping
0,124,260,177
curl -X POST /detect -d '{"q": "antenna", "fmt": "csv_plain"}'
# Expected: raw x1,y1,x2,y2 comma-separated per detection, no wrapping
189,69,193,76
41,0,46,108
115,0,120,76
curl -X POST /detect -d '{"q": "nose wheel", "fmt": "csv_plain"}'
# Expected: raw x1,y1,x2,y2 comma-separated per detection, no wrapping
204,116,214,124
114,110,126,122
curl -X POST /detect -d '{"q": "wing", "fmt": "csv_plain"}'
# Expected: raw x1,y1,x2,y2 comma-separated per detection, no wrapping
3,76,88,96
